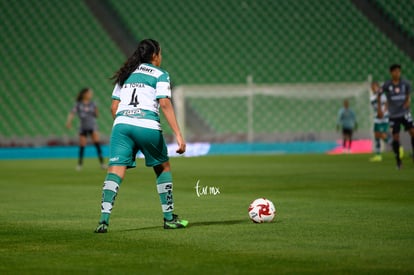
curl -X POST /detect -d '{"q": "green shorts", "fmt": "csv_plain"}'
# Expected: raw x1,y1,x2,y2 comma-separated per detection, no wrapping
373,122,389,133
108,124,169,168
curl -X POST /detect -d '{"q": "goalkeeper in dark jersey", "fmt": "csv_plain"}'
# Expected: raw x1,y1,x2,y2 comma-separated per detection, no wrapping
378,64,414,169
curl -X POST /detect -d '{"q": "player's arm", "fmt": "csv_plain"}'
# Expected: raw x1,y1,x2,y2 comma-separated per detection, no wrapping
377,91,384,118
159,98,186,154
111,99,120,119
352,111,358,131
95,106,99,118
111,84,121,119
66,109,75,129
336,110,342,131
403,84,411,109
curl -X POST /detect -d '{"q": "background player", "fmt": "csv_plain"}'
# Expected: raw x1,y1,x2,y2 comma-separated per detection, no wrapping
378,64,414,169
94,39,188,233
337,99,358,153
66,88,105,171
369,81,390,162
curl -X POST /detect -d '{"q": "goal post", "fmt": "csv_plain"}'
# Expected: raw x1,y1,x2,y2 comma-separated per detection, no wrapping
173,82,372,143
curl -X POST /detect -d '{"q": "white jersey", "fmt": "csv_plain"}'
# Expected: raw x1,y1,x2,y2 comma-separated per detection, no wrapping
112,63,171,130
370,93,389,124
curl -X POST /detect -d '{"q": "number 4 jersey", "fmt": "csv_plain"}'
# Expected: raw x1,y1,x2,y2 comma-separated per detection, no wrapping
112,63,171,130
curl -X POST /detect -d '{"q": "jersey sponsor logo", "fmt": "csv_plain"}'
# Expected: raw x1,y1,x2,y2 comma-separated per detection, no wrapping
120,109,142,116
138,66,154,74
391,95,405,101
395,87,400,94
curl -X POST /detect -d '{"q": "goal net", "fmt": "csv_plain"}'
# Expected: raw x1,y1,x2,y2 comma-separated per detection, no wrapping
173,82,372,143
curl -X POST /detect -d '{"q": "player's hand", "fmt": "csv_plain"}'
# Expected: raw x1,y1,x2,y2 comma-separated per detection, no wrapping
176,135,186,154
377,111,384,118
403,102,410,109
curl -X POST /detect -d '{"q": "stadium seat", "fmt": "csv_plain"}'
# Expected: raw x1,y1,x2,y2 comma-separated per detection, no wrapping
1,0,413,142
373,0,414,39
0,0,124,142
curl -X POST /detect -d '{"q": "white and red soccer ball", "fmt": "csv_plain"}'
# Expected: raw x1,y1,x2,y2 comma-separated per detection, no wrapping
248,198,276,223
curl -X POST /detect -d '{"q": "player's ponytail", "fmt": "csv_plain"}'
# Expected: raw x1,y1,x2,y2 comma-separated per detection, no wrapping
112,39,161,86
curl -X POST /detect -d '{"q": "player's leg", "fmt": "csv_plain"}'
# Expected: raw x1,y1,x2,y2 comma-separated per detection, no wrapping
137,127,188,229
401,112,414,158
381,122,391,144
77,133,87,170
92,130,105,168
405,119,414,161
95,166,126,233
390,118,402,169
370,130,383,162
95,124,137,233
153,162,188,229
348,129,353,151
374,132,381,154
342,128,347,150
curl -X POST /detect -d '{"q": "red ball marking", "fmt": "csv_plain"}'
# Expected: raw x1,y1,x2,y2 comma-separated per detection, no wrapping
257,203,271,217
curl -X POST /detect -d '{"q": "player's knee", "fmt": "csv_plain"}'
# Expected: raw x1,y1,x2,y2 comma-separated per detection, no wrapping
154,162,171,176
108,166,126,180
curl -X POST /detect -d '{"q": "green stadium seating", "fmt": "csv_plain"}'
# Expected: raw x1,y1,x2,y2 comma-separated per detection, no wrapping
0,0,124,142
373,0,414,40
109,0,413,137
1,0,413,143
109,0,413,85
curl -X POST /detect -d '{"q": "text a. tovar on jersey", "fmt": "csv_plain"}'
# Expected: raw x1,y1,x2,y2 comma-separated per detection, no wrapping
370,93,389,123
112,63,171,130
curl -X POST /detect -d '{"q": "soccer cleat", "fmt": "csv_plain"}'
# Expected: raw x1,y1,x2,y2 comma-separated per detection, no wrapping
163,214,188,229
399,146,404,159
94,222,108,233
369,155,382,162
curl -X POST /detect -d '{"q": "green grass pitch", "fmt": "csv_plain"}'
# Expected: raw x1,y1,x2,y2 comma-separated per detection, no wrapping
1,154,413,274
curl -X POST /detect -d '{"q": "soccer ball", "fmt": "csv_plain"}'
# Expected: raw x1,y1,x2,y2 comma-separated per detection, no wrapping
248,198,276,223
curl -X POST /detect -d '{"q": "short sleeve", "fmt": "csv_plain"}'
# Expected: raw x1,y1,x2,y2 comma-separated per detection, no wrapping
112,83,121,100
156,72,171,99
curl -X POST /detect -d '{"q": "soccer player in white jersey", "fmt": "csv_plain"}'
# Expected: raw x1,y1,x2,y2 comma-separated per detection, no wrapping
369,81,390,162
95,39,188,233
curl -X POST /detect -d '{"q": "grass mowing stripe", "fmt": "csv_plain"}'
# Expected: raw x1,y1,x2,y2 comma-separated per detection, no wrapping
0,154,413,274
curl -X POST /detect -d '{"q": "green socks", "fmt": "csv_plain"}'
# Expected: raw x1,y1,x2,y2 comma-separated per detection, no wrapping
98,171,174,224
99,173,122,225
156,171,174,221
374,138,381,155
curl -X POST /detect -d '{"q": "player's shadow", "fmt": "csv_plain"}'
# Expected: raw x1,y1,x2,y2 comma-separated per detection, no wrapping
189,219,246,227
121,219,246,232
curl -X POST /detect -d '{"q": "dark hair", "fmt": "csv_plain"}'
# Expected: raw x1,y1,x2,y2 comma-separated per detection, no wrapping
76,87,90,102
389,64,401,72
112,39,161,85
